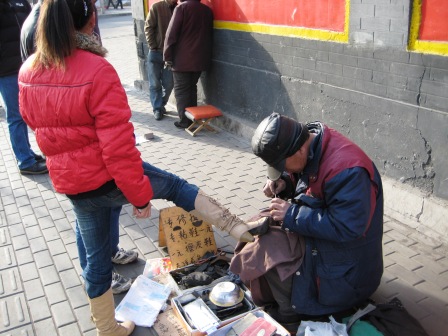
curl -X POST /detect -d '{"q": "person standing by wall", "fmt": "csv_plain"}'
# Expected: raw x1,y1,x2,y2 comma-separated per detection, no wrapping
144,0,178,121
163,0,213,129
0,0,48,175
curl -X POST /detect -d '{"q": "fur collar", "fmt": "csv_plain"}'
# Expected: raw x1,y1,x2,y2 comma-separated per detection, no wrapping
75,32,108,57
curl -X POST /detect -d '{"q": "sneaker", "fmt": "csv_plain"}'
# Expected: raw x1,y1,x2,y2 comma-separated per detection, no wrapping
20,161,48,175
111,272,132,294
111,248,138,264
154,109,163,121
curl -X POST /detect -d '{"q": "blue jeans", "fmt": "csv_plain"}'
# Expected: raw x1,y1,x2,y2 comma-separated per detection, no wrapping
75,206,121,270
0,74,37,169
147,50,174,112
71,162,199,298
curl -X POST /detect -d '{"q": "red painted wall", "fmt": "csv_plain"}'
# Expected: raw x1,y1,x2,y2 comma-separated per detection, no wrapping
208,0,345,32
148,0,345,32
419,0,448,41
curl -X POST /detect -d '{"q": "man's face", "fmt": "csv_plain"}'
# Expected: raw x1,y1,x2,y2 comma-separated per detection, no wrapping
284,148,307,174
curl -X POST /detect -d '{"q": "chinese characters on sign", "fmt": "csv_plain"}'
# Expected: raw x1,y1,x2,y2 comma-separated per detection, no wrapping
159,207,217,269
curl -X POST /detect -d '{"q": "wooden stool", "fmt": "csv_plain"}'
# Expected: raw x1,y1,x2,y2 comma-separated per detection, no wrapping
184,105,223,137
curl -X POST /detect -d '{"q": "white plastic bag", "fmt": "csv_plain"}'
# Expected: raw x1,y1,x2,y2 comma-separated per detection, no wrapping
297,316,348,336
115,275,171,327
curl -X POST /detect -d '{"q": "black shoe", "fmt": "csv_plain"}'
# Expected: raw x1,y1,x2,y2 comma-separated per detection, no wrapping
20,161,48,175
154,109,163,121
174,121,191,129
34,154,46,163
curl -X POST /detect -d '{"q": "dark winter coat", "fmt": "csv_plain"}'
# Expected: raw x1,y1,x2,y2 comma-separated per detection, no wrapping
163,0,213,72
0,0,31,77
284,122,384,315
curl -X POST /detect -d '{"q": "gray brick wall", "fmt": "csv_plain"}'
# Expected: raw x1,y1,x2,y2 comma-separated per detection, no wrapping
134,0,448,200
351,0,410,48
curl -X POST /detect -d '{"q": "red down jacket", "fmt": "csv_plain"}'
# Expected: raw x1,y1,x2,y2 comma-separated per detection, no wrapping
18,49,152,207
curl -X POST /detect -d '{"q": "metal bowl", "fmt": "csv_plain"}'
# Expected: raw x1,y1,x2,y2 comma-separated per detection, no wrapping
209,281,244,307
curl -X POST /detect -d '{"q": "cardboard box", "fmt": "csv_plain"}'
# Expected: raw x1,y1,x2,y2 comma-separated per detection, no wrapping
171,276,261,335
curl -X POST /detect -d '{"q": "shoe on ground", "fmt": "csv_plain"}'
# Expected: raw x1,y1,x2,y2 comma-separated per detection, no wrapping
20,161,48,175
34,154,46,163
111,248,138,264
154,109,163,121
174,121,191,129
111,272,132,294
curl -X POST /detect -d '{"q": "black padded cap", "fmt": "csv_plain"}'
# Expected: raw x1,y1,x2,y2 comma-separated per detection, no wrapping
251,113,309,180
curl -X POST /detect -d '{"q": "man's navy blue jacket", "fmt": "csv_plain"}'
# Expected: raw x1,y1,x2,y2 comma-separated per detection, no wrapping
283,122,384,316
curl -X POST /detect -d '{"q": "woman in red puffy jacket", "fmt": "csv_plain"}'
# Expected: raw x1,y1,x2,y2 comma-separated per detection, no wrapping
18,0,262,334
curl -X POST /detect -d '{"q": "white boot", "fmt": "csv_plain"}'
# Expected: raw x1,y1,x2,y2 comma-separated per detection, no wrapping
89,288,135,336
192,191,265,242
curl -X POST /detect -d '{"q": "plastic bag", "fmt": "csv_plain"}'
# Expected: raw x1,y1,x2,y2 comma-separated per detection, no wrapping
297,316,349,336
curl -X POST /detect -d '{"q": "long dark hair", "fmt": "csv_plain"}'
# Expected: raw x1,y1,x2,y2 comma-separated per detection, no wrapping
33,0,94,69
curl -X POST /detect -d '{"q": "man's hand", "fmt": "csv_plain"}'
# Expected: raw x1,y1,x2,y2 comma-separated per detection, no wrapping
164,61,172,70
269,198,291,221
133,203,151,219
263,178,286,197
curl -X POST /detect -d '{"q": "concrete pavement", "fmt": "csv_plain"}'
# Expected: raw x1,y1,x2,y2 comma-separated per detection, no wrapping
0,10,447,336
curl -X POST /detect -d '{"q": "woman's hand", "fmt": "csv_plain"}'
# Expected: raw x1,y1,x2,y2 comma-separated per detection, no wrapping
269,198,291,221
133,203,151,218
263,178,286,197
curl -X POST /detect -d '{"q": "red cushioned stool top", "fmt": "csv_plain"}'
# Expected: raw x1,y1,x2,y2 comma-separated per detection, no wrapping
185,105,222,120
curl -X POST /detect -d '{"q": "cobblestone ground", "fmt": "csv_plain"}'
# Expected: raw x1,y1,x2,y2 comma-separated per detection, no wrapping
0,12,446,336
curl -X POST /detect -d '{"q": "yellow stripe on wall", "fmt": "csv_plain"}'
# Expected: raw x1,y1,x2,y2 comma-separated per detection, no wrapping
408,0,448,56
213,0,350,43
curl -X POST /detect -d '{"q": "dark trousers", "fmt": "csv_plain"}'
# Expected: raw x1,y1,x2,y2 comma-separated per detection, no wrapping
264,268,298,318
106,0,115,8
173,71,202,125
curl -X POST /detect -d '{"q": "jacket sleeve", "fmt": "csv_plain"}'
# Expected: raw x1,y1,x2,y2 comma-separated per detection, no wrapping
163,5,182,63
144,5,157,50
89,61,153,207
283,167,374,242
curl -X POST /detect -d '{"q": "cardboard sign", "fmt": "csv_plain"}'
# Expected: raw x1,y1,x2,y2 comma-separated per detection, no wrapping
159,207,217,269
153,307,189,336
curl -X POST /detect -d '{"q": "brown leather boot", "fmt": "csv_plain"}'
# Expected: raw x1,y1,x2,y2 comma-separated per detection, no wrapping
89,288,135,336
192,190,266,242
